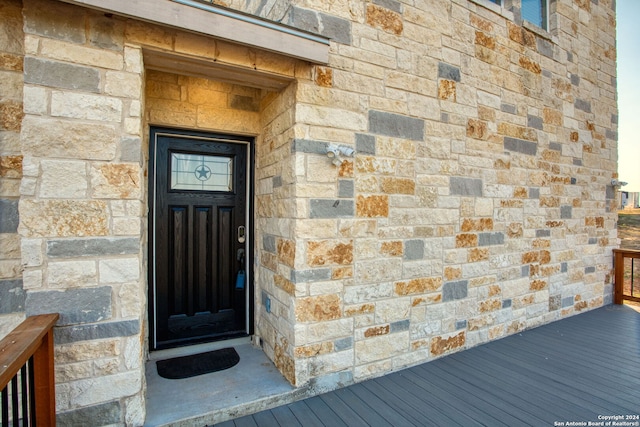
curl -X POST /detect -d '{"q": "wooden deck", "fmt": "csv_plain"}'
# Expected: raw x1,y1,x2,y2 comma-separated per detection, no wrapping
217,305,640,426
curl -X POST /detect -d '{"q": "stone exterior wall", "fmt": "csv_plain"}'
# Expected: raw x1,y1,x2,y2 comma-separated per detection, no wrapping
1,0,618,424
0,0,26,337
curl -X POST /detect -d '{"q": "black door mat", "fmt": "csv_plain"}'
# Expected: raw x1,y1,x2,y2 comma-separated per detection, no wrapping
156,347,240,379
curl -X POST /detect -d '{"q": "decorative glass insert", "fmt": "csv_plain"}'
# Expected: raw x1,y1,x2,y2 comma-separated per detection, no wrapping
170,152,233,192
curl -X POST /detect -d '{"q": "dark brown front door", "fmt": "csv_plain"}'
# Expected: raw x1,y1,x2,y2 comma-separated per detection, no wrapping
149,127,251,350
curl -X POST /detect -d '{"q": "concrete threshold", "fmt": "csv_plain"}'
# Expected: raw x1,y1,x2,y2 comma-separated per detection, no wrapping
144,337,309,426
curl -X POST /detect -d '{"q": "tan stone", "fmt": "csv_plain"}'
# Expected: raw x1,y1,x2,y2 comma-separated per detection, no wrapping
295,294,342,322
461,218,493,232
274,337,296,385
364,325,390,338
332,266,353,279
381,177,415,194
356,195,389,218
438,80,456,101
394,277,442,295
366,4,403,35
475,31,495,50
380,241,402,257
470,14,493,32
430,331,465,356
0,101,23,132
19,199,108,237
306,240,353,267
294,342,333,358
277,238,295,268
0,53,22,72
355,332,409,364
456,234,478,248
519,56,541,74
274,274,295,296
529,280,547,291
91,163,141,199
468,248,489,262
345,303,375,317
466,119,488,140
0,155,21,178
444,267,461,281
479,299,501,313
315,66,333,87
21,117,117,161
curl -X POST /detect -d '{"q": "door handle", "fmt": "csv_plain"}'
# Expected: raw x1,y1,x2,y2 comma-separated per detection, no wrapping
238,226,246,243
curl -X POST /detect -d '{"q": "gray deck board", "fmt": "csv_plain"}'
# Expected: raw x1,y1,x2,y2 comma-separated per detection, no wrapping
217,305,640,426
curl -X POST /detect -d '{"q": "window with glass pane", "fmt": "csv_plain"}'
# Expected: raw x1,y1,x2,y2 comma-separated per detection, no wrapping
487,0,501,5
522,0,547,30
170,152,233,192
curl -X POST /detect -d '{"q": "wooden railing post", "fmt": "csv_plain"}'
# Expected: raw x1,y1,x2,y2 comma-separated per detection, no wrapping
33,325,56,425
614,249,624,305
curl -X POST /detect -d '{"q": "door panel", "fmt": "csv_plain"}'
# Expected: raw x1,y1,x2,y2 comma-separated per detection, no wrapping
150,128,251,349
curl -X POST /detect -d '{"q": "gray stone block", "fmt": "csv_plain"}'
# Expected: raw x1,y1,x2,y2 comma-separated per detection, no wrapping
369,110,425,141
537,38,554,58
571,177,577,185
26,287,112,325
527,114,543,130
611,114,618,124
0,279,25,314
549,142,561,151
442,280,467,302
292,139,328,155
588,237,597,245
562,296,574,308
501,103,516,114
566,51,573,62
47,237,139,258
606,129,617,140
56,401,122,427
455,320,467,330
560,205,572,219
478,232,504,246
334,336,353,351
585,266,596,274
521,265,530,277
0,199,19,233
55,319,140,344
561,262,568,273
291,268,332,283
529,187,540,199
338,180,354,198
24,5,86,44
288,7,319,33
263,235,276,253
273,175,283,188
502,299,512,308
571,73,580,86
574,98,591,113
390,319,410,333
120,137,141,163
404,240,424,260
536,229,551,237
320,13,352,45
230,95,259,112
573,158,582,166
504,137,537,156
438,62,461,82
24,57,100,92
450,177,483,197
310,199,354,218
373,0,402,12
355,133,375,154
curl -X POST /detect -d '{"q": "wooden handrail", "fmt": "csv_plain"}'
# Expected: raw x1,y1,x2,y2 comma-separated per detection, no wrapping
0,313,59,425
613,248,640,305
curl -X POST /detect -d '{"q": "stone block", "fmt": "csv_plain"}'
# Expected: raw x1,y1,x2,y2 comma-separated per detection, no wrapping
66,370,142,408
48,260,97,288
288,7,319,34
57,401,122,427
504,137,537,156
430,331,465,356
355,133,375,155
99,258,139,283
319,12,351,45
90,163,141,199
369,110,424,141
51,92,122,122
438,62,461,82
403,239,424,260
310,199,354,218
478,232,504,246
366,4,403,35
291,268,332,283
39,160,88,198
442,280,468,302
574,98,592,113
24,57,99,92
356,195,388,217
527,114,543,130
55,319,140,344
105,71,142,99
26,286,112,325
338,180,354,198
296,294,342,322
306,240,353,266
355,331,409,364
450,177,483,197
19,199,108,237
21,116,117,160
0,278,25,314
0,199,18,232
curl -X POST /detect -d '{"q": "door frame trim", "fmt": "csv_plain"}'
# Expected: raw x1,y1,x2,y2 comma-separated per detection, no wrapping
148,126,255,350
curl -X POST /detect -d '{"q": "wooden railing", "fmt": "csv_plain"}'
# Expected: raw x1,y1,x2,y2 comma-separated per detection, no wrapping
613,249,640,304
0,314,59,426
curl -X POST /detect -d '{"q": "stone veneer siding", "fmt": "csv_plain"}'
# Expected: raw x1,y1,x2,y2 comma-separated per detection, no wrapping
0,0,619,424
